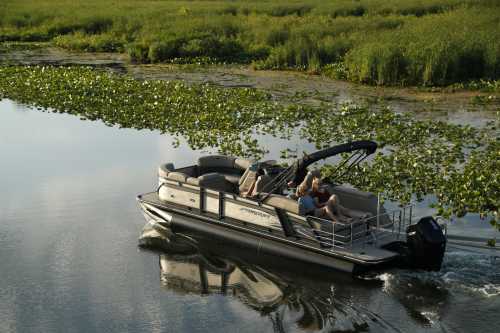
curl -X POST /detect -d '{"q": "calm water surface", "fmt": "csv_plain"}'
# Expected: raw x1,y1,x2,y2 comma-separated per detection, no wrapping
1,98,499,333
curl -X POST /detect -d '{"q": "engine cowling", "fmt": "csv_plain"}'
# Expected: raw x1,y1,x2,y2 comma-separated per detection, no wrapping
406,216,447,271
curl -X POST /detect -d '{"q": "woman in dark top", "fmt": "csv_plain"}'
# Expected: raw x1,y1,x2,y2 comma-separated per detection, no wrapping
310,177,355,223
311,177,330,204
296,181,353,223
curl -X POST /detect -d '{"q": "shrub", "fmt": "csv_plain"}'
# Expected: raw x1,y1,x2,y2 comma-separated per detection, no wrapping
1,0,499,85
345,42,408,85
127,42,149,63
147,37,184,62
331,5,366,18
268,5,313,17
266,27,290,46
219,6,238,16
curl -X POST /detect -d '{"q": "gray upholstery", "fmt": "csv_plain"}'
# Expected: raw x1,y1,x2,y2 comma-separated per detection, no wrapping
198,155,235,170
223,174,241,184
174,165,198,177
330,185,387,224
254,174,273,194
158,163,175,178
166,172,188,183
197,155,245,187
263,194,299,215
239,168,257,196
186,172,232,192
234,158,253,170
238,167,251,186
196,156,255,191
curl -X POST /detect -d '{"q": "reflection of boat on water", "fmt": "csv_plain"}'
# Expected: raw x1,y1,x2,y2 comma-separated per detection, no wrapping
144,226,377,332
143,221,285,310
159,253,285,309
140,222,458,332
138,140,447,274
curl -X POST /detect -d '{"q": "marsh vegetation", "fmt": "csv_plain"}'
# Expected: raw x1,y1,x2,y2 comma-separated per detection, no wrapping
1,0,499,86
0,65,497,226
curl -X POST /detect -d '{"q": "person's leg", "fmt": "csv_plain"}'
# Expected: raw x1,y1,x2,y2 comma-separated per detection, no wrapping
324,198,338,221
327,195,352,222
327,194,339,214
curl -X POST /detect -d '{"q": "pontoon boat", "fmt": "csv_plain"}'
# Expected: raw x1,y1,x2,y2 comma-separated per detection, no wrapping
137,140,446,274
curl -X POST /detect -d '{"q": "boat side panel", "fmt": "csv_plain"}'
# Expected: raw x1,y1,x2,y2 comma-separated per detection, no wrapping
169,209,355,273
206,193,219,215
139,199,355,273
139,193,398,263
224,199,282,230
159,184,200,209
160,184,284,231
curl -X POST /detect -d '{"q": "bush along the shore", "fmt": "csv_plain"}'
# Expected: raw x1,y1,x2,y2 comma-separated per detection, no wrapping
0,65,497,227
1,0,499,86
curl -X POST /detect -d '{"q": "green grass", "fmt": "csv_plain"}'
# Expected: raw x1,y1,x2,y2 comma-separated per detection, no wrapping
0,0,499,86
0,65,498,223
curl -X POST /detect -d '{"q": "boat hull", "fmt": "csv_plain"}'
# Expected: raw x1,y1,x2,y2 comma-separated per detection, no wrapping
138,198,398,274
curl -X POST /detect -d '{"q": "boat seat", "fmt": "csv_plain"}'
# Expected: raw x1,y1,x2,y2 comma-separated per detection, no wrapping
166,171,188,183
187,173,233,193
158,163,175,179
198,155,236,174
223,174,242,185
197,155,253,188
330,185,389,225
254,174,273,194
158,163,197,179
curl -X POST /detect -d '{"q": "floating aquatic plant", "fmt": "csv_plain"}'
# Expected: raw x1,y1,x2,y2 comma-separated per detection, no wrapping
0,65,497,225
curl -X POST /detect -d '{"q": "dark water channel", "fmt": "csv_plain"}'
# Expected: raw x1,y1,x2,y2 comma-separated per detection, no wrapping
1,98,499,333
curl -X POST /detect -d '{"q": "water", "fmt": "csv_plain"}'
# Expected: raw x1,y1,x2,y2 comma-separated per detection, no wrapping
1,97,499,332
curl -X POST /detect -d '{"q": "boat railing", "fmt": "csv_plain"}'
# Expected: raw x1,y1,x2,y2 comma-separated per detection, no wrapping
158,178,415,250
302,204,414,250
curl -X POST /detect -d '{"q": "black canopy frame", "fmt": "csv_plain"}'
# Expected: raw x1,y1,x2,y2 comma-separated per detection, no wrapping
258,140,377,203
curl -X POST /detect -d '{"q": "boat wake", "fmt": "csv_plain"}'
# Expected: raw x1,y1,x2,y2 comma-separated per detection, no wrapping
271,288,402,333
359,249,500,326
440,250,500,297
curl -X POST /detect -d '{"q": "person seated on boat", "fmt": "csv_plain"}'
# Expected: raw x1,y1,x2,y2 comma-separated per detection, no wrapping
240,165,265,198
311,177,330,204
311,176,362,220
287,169,321,199
296,183,354,223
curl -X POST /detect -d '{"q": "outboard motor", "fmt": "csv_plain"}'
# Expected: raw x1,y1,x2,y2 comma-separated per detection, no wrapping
406,216,446,271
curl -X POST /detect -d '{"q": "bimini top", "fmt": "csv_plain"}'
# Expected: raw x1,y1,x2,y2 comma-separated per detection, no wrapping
259,140,377,198
291,140,377,185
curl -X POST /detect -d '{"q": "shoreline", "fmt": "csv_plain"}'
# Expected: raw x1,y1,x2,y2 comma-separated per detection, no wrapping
1,43,499,118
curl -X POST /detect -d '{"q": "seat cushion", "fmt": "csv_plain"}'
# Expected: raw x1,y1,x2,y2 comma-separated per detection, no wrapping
158,163,175,179
198,155,235,171
187,173,235,193
222,173,241,184
166,172,188,183
234,158,253,171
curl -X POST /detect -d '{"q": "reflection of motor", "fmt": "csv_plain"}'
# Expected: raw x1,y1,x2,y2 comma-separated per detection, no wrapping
406,217,446,271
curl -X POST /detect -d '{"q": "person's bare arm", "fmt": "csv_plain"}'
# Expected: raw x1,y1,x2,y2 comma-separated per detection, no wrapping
313,196,326,208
